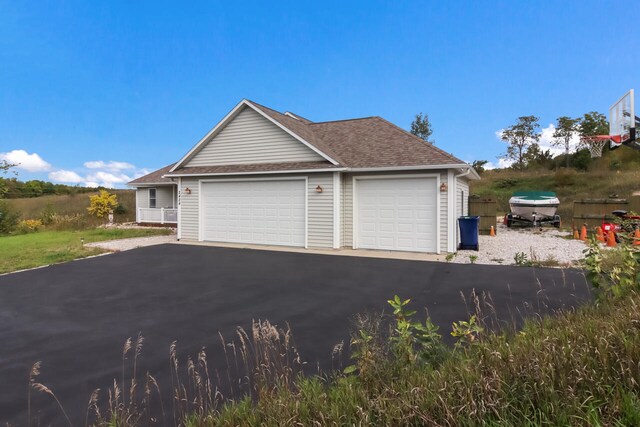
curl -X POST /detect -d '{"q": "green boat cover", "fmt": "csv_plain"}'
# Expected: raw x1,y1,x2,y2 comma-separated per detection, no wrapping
512,191,558,200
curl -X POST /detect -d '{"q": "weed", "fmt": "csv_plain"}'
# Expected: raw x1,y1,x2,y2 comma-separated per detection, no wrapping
469,254,478,264
445,252,456,262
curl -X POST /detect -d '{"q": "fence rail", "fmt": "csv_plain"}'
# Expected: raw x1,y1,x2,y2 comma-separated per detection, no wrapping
137,208,177,224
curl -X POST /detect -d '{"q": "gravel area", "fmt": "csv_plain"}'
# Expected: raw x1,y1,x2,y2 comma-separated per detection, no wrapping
452,224,587,266
86,233,176,252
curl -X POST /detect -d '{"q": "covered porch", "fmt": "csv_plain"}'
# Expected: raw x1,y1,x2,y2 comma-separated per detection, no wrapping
135,185,178,224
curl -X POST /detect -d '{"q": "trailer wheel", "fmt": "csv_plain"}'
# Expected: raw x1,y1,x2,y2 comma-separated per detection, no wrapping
506,214,513,228
553,215,561,228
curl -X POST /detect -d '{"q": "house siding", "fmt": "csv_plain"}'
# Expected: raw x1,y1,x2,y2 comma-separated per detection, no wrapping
307,173,334,248
179,178,200,240
456,178,470,217
156,186,175,208
185,107,324,167
136,188,149,209
455,178,470,247
341,170,450,253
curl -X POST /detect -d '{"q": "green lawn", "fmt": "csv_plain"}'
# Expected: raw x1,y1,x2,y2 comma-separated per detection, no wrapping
0,228,172,274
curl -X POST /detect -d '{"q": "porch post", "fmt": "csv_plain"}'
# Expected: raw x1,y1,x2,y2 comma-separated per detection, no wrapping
160,208,165,224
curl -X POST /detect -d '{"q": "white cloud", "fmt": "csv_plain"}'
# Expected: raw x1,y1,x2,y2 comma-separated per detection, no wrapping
85,171,132,188
0,150,52,172
84,160,135,172
42,158,156,188
48,170,84,183
538,124,580,156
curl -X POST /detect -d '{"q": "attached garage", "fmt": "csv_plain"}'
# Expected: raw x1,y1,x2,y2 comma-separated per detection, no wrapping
132,99,480,254
354,176,438,252
200,179,306,247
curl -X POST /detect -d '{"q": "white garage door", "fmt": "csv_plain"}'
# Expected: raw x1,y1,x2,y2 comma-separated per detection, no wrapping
356,177,437,252
201,180,306,247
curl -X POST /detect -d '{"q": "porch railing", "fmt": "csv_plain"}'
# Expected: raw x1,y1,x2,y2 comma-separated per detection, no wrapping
137,208,178,224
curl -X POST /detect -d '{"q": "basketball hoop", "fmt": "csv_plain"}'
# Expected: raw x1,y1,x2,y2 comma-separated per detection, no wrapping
581,135,616,158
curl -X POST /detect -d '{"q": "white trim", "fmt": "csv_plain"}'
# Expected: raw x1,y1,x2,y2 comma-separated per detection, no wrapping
447,169,455,253
352,173,441,254
171,100,338,172
177,177,182,240
333,172,341,249
244,100,339,165
197,176,308,248
165,168,344,178
347,165,480,179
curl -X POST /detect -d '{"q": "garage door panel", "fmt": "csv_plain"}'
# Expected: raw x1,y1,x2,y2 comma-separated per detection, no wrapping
202,180,306,247
356,177,437,252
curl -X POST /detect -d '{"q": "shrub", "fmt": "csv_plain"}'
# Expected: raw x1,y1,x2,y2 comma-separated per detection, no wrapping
87,190,118,219
39,203,57,225
0,200,20,234
18,219,42,233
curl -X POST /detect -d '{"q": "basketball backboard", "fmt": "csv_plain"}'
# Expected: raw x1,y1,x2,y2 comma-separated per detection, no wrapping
609,89,637,148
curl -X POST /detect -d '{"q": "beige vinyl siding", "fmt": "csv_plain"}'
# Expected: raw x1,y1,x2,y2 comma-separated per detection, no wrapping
179,178,200,240
342,174,353,248
307,173,334,248
341,171,450,252
136,188,149,209
185,107,324,167
456,178,470,217
156,186,176,208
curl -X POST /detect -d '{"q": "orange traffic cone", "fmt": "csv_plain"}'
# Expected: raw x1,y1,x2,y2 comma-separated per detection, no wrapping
490,226,495,237
580,225,587,241
595,226,605,243
633,229,640,245
573,228,579,239
607,230,617,247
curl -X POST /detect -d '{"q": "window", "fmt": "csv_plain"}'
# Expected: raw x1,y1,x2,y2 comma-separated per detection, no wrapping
149,188,157,208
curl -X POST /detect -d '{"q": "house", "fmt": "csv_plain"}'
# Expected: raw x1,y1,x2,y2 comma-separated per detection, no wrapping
128,99,479,253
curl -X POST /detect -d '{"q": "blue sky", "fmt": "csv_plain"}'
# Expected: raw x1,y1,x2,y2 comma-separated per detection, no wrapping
1,1,638,187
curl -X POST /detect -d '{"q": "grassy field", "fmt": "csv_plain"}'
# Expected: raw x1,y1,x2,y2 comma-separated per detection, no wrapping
0,228,171,274
7,189,136,223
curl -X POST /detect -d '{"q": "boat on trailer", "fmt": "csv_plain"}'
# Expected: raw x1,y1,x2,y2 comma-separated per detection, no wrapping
506,191,561,227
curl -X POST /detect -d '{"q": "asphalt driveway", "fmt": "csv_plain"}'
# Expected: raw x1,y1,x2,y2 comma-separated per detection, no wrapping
0,244,591,425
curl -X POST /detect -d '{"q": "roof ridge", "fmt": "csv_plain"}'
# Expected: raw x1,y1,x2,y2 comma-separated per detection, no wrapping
373,116,465,164
311,116,379,125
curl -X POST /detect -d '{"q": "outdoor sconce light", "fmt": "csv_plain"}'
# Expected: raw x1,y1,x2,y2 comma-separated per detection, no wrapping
315,185,323,193
184,187,192,194
440,182,448,192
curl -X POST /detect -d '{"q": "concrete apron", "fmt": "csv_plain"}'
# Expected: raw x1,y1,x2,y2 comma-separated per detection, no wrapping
172,239,447,262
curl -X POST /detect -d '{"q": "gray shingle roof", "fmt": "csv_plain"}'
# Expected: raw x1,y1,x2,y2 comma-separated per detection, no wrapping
128,163,176,185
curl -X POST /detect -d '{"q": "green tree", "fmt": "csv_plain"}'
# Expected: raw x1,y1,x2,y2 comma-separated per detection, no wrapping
87,190,119,219
501,116,541,170
579,111,609,137
410,112,434,144
471,160,488,174
553,116,579,167
0,160,16,198
523,143,553,169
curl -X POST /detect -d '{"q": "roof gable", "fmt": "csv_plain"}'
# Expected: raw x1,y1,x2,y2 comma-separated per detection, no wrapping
171,100,338,172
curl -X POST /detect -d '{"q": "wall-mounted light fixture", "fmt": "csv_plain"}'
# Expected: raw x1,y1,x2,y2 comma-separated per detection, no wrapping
315,185,323,193
184,187,192,194
440,182,448,192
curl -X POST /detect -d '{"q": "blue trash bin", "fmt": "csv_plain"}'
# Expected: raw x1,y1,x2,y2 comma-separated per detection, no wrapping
458,216,480,251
